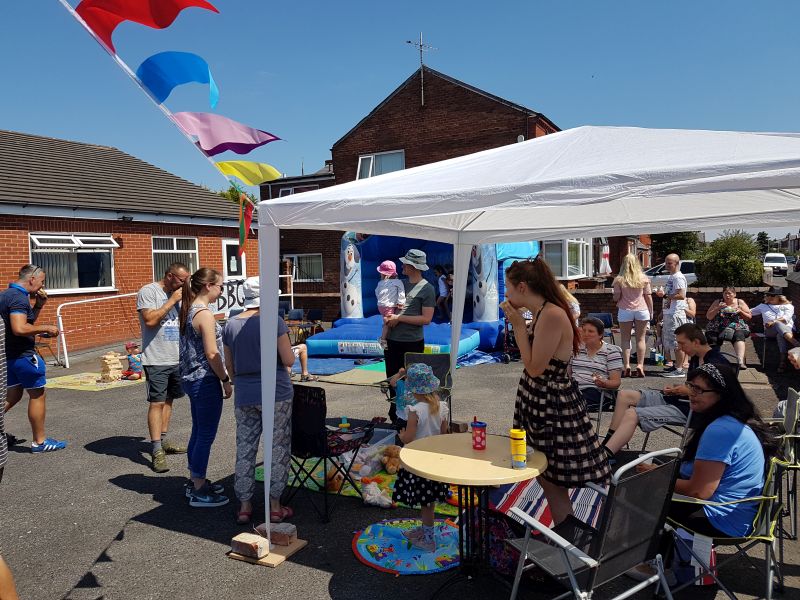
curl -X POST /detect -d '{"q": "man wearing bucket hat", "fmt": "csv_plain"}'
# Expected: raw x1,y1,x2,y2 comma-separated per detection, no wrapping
384,250,436,424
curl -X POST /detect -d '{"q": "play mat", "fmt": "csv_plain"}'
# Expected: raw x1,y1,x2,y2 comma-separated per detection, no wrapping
255,462,459,517
46,372,145,392
352,518,459,575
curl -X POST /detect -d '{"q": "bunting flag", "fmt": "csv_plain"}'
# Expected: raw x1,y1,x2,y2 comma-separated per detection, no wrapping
75,0,218,53
238,192,254,257
173,112,280,156
216,160,281,185
136,51,219,107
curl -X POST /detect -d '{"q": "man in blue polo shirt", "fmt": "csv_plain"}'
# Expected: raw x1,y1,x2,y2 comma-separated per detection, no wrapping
0,264,65,453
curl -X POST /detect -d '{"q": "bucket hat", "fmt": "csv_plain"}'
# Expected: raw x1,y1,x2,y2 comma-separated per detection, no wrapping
399,249,429,271
243,276,260,309
404,363,440,397
377,260,397,276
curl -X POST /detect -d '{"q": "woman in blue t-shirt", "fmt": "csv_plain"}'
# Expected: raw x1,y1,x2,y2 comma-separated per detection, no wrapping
665,363,778,537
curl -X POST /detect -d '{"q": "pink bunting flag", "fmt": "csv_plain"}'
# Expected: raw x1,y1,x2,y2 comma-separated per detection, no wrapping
173,112,280,156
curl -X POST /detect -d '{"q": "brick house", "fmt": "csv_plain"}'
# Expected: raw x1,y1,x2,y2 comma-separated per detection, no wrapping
0,130,259,356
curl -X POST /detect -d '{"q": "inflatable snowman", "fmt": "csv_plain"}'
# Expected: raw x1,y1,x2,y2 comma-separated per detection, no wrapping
340,238,363,318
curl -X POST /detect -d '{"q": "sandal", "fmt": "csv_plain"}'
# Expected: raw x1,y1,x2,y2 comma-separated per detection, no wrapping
635,367,646,378
236,508,253,525
270,505,294,523
300,374,319,382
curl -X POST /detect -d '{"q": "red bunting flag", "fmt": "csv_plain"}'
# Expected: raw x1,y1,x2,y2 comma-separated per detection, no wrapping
76,0,219,53
238,193,254,257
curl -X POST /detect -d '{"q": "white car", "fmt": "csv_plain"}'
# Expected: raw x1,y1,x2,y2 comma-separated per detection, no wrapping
763,253,788,277
645,260,697,287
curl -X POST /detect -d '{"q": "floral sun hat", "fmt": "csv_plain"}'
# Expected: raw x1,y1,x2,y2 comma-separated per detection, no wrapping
403,363,441,399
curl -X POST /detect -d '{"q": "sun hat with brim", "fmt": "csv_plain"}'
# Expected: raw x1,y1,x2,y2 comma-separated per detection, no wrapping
243,276,261,309
399,249,429,271
125,341,139,351
765,286,784,296
403,363,440,398
377,260,397,276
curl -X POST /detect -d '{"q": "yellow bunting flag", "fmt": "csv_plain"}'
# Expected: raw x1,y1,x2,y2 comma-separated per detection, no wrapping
216,161,281,185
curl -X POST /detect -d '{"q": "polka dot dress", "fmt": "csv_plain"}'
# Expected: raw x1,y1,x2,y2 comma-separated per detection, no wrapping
393,469,449,507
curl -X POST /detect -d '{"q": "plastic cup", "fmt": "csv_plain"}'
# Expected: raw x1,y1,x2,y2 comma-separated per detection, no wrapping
509,428,527,468
471,421,487,450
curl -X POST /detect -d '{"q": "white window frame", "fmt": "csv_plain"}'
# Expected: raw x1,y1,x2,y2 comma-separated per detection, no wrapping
540,238,592,280
221,239,247,281
278,184,320,197
356,149,405,179
29,233,119,295
283,253,324,283
152,236,199,281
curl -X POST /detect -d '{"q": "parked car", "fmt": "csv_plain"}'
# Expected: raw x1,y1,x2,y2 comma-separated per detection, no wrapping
645,260,697,287
763,253,788,277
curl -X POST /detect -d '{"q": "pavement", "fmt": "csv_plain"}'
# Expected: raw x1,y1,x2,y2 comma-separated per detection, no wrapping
1,338,798,600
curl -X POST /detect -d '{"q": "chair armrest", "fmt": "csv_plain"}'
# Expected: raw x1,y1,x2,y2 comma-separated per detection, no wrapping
671,493,776,507
509,507,598,568
585,482,608,497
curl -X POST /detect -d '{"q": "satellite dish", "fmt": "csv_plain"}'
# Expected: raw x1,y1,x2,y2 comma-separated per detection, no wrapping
517,135,525,143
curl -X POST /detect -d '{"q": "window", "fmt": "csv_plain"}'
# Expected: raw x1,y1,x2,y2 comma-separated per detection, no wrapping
356,150,405,179
283,253,323,282
541,238,591,280
29,233,118,292
152,237,198,281
278,184,319,197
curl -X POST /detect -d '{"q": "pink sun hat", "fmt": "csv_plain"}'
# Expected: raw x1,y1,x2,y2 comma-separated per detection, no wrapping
377,260,397,276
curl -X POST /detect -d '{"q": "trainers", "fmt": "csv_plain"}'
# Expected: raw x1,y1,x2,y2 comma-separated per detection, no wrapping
379,339,388,351
662,365,677,373
151,448,169,473
189,483,229,508
402,527,425,542
184,479,225,498
30,438,67,453
161,440,187,454
662,369,686,378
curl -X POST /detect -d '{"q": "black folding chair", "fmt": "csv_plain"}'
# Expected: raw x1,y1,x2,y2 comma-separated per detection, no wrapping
285,384,375,522
508,448,682,600
588,312,616,345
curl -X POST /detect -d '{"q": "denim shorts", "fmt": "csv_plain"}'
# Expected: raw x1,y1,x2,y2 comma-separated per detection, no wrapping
618,308,651,323
7,353,46,390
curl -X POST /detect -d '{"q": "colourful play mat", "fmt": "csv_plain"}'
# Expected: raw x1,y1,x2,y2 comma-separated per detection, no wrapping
255,464,458,517
352,518,460,575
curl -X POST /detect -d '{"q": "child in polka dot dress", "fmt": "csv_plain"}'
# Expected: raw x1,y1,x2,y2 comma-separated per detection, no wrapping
392,363,450,553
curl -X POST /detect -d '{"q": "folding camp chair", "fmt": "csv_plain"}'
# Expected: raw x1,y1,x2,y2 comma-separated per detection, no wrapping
508,448,681,600
766,387,799,557
666,457,785,600
285,384,375,522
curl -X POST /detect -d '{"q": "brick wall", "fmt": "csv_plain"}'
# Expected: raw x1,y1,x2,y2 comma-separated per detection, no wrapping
280,229,343,321
1,215,259,353
572,287,769,328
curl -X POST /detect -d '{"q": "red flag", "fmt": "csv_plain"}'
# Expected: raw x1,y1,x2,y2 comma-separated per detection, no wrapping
76,0,219,53
238,193,254,257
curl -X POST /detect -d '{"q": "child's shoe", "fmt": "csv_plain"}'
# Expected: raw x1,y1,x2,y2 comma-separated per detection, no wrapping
402,526,424,542
411,534,436,553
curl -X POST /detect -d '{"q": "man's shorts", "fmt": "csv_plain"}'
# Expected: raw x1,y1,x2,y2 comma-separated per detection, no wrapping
635,388,689,433
662,311,688,350
143,365,185,403
7,353,46,390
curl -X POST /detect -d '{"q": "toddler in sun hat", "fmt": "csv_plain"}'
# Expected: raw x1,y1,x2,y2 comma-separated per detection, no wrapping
122,341,143,380
375,260,406,350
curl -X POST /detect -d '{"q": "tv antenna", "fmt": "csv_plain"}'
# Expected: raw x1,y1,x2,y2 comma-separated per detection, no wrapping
406,33,437,106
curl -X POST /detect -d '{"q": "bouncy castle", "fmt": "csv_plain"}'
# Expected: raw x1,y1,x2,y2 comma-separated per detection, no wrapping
304,233,539,357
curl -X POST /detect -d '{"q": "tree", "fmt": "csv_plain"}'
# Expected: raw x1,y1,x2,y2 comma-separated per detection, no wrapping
217,184,241,204
695,229,763,286
650,231,701,263
756,231,770,254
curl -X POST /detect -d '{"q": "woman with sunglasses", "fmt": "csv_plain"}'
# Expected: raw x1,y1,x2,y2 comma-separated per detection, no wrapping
648,363,776,538
178,268,232,508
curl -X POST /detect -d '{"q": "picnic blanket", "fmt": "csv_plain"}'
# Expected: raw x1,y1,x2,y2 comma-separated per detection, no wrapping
352,518,459,575
255,463,458,517
46,372,145,392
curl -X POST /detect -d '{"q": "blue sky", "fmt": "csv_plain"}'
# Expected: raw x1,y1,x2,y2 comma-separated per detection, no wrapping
3,1,800,239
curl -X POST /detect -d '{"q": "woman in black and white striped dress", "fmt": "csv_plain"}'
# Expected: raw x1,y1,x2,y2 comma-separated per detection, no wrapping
501,258,610,525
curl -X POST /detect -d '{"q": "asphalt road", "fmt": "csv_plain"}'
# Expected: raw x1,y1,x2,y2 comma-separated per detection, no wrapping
1,341,797,600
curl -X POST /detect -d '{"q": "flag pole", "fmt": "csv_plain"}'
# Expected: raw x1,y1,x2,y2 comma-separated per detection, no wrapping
57,0,236,188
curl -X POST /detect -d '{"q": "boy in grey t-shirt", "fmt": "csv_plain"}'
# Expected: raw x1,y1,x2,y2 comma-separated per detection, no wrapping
137,262,190,473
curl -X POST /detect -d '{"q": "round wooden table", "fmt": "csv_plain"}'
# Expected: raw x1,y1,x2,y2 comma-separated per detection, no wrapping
400,433,547,593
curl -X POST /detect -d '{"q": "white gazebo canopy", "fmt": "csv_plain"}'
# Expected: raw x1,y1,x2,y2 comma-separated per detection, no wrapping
255,125,800,524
